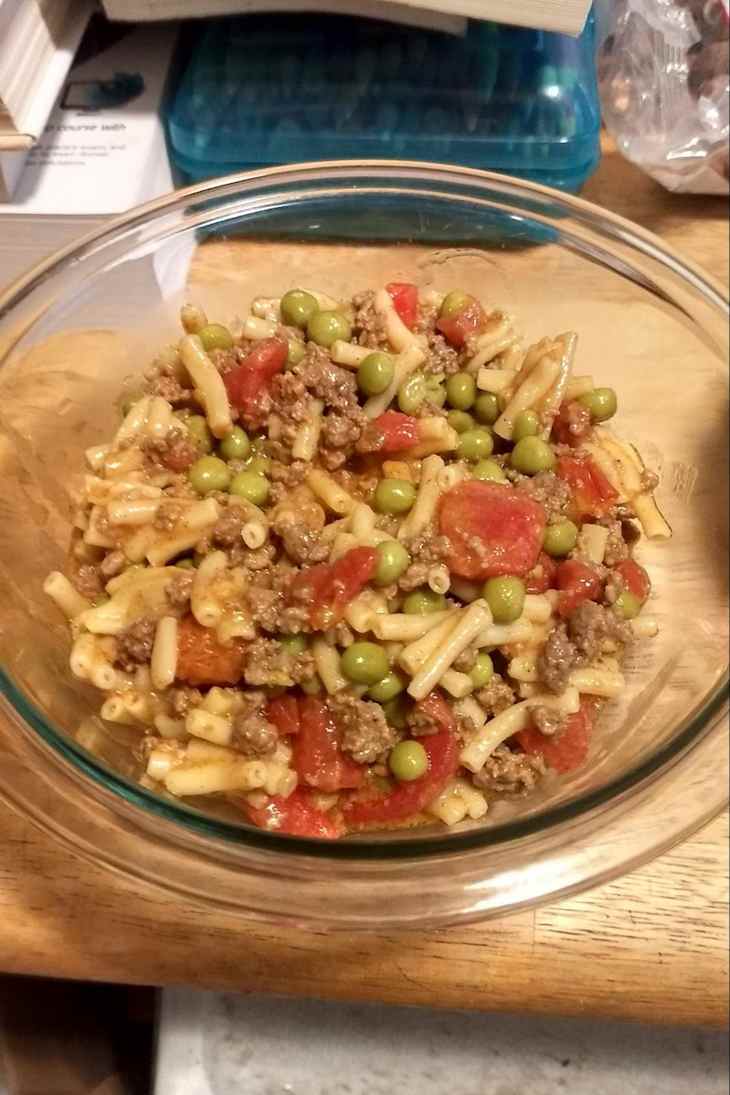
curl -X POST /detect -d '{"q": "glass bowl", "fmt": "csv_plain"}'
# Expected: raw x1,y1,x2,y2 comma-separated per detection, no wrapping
0,162,726,929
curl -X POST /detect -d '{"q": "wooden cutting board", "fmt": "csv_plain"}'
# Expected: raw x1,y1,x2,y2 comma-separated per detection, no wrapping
0,139,727,1027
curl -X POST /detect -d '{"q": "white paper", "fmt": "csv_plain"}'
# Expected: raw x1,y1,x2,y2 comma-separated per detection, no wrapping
3,24,176,214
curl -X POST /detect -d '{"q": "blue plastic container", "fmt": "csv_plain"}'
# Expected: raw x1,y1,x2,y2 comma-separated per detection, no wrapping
166,13,601,192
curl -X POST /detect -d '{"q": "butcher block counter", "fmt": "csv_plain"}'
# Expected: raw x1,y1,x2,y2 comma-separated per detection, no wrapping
0,139,727,1028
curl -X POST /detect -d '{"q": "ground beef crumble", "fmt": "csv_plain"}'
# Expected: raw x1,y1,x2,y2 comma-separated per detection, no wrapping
530,705,565,737
514,472,572,523
474,674,516,717
115,617,156,671
473,745,546,795
243,637,315,688
72,563,104,600
538,602,633,693
331,694,399,763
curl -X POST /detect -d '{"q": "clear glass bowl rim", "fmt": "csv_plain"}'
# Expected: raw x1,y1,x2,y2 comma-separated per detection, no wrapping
0,159,727,867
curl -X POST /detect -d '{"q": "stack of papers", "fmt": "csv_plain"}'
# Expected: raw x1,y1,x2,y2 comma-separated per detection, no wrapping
0,0,92,198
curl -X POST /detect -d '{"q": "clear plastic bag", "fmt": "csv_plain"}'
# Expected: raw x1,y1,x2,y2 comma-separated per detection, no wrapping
597,0,729,194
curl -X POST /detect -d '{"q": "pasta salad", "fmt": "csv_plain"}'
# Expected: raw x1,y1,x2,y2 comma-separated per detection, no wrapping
45,283,670,839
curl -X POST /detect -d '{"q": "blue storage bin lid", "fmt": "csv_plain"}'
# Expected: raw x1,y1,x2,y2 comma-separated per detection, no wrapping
166,14,601,191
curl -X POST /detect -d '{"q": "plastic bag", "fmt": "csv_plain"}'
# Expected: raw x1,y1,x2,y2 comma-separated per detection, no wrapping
597,0,729,194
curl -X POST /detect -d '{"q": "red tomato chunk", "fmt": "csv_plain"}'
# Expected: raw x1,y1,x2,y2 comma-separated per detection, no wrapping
439,480,546,581
552,401,592,447
525,551,558,594
368,410,421,453
436,298,487,348
613,558,651,603
557,454,618,519
243,789,345,839
291,546,377,630
266,694,301,737
293,696,365,793
515,698,596,774
175,614,245,686
222,337,288,429
386,282,419,330
555,559,603,618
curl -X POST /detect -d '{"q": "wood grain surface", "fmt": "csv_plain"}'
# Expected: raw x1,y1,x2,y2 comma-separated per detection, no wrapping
0,139,727,1027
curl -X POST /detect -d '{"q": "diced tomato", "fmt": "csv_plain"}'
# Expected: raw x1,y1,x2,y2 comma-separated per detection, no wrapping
515,698,597,774
439,480,546,581
436,298,487,348
386,282,418,330
555,559,603,618
242,789,344,839
293,696,365,793
343,720,459,828
266,694,301,737
222,337,288,429
417,689,457,734
552,401,592,447
557,454,618,519
291,546,377,630
525,551,558,594
365,410,421,453
613,558,651,603
175,614,245,686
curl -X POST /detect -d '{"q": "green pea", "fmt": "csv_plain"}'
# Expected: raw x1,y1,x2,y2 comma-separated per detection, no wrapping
307,309,351,347
198,323,234,352
389,740,428,781
447,410,474,434
459,427,494,463
230,470,269,506
426,377,446,409
189,455,231,495
578,387,617,423
185,414,214,454
446,372,477,410
175,558,196,570
279,633,308,654
512,410,540,442
403,588,446,615
614,590,641,620
397,371,427,414
219,426,251,461
510,436,556,475
300,675,322,695
474,392,500,425
287,339,306,368
440,290,471,318
281,289,319,329
340,641,389,686
483,575,525,623
470,651,494,688
473,459,507,483
382,696,408,730
374,540,410,587
543,519,579,557
246,453,272,476
368,669,406,703
373,478,416,515
358,352,394,397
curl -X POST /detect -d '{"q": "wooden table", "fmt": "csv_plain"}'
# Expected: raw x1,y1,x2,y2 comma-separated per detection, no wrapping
0,141,727,1028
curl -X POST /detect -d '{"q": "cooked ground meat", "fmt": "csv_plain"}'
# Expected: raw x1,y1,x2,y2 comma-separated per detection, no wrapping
73,563,104,600
234,713,278,756
474,673,515,717
473,745,546,795
300,350,359,412
515,472,572,522
246,586,285,634
423,330,461,377
404,526,450,567
243,637,315,687
600,519,630,566
406,706,440,737
537,623,578,694
538,603,633,693
99,550,126,580
154,499,187,531
331,693,399,763
453,643,480,673
530,705,565,737
115,617,156,671
269,459,308,487
143,433,198,474
145,373,192,406
277,524,329,566
166,571,194,608
169,686,202,716
568,600,632,661
352,289,389,349
398,562,431,592
212,507,244,548
641,467,659,492
320,407,368,463
556,400,592,446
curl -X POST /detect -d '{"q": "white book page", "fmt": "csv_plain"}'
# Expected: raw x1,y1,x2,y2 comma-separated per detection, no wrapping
3,24,176,213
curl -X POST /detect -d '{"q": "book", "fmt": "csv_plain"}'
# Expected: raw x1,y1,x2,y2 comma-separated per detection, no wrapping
0,1,93,147
99,0,592,35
